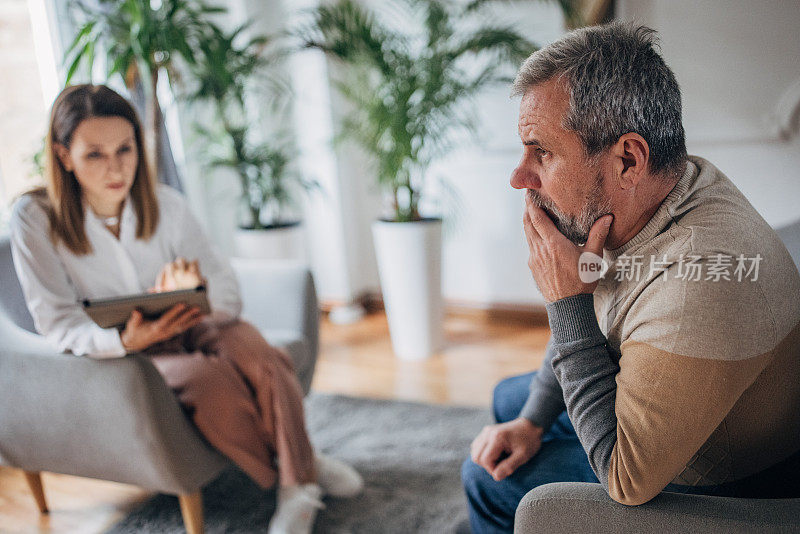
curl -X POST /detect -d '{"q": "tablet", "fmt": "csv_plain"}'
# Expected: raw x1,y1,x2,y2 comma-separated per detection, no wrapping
81,286,211,329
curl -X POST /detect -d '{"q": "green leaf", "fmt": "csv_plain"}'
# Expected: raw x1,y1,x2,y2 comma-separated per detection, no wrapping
64,41,90,84
288,0,565,218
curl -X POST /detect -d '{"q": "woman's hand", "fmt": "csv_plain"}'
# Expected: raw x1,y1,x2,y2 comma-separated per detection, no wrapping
152,257,205,292
120,304,203,353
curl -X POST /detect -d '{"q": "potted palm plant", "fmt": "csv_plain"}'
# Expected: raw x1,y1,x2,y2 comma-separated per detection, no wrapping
188,25,316,260
296,0,536,359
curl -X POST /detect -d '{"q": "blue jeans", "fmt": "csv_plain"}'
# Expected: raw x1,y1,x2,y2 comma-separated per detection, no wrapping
461,372,598,534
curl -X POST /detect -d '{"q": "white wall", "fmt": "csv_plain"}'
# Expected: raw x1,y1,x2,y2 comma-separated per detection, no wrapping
430,0,800,307
401,0,800,307
179,0,364,303
617,0,800,231
195,0,800,307
294,1,570,306
186,0,568,306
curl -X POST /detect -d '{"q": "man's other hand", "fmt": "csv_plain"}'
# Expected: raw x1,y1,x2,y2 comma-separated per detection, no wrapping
470,417,544,481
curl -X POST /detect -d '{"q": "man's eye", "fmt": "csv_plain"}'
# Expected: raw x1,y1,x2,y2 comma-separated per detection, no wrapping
535,147,548,157
87,152,103,159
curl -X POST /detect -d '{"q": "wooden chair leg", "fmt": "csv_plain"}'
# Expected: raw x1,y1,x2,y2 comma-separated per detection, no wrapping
22,470,48,514
178,491,204,534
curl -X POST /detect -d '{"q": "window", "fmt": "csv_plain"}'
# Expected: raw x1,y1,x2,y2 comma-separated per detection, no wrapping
0,0,60,213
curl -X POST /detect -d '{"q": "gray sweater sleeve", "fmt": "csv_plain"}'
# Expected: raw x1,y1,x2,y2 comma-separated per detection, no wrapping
546,293,619,490
518,340,566,430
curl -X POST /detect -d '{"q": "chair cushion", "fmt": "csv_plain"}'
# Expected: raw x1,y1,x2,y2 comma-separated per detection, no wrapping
776,220,800,272
0,234,36,332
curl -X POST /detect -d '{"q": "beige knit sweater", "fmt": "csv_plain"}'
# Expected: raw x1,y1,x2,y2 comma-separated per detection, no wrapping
532,155,800,505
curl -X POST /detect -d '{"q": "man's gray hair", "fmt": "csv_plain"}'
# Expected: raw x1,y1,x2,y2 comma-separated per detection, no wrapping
513,22,687,178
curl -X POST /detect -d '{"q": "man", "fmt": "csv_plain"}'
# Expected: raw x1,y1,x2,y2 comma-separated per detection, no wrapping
462,22,800,533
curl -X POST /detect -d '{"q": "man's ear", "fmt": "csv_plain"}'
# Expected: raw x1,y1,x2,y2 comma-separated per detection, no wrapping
54,143,73,172
610,133,649,190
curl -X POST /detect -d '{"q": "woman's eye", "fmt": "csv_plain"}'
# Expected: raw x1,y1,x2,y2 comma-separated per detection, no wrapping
118,145,132,154
87,152,102,159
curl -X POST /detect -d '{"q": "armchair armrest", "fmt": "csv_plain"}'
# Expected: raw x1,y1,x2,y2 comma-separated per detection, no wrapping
0,323,227,494
230,258,319,364
515,482,800,534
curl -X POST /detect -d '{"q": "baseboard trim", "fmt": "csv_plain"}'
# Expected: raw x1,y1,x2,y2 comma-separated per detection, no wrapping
320,292,548,326
446,299,549,326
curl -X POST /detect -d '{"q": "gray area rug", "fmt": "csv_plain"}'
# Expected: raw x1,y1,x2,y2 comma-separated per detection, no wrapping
108,393,491,533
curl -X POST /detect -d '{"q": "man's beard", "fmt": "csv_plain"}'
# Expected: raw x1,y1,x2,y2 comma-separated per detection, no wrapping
526,173,612,245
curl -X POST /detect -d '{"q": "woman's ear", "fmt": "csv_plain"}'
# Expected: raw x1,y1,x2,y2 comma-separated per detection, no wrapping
54,143,73,172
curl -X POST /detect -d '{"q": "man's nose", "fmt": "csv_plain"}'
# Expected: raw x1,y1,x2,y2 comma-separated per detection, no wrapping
510,165,541,190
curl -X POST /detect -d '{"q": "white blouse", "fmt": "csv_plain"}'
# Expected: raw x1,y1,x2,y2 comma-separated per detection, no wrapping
9,185,242,358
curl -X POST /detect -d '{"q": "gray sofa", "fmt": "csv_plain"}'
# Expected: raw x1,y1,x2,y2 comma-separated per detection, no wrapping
0,233,319,534
515,219,800,533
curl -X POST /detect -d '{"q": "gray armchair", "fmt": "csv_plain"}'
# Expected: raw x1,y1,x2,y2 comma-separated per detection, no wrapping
515,219,800,534
515,482,800,533
0,234,319,534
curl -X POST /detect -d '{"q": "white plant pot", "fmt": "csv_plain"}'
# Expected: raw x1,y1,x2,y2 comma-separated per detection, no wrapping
234,223,305,261
372,218,443,360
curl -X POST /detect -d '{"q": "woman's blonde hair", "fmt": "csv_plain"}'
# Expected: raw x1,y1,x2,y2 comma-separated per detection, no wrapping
41,84,159,254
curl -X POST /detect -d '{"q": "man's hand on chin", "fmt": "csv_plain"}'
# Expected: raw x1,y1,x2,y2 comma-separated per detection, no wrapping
470,418,544,481
523,196,613,302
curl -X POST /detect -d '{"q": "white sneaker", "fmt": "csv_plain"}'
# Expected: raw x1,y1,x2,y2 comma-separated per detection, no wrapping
268,483,325,534
315,453,364,498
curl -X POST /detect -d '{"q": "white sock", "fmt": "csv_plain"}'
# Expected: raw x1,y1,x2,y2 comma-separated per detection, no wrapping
315,453,365,498
268,483,324,534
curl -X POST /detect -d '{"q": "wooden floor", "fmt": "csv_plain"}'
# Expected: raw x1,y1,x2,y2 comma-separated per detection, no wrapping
0,311,549,533
313,311,549,406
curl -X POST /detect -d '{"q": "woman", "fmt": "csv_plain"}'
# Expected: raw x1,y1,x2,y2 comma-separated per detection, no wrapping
9,84,362,534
